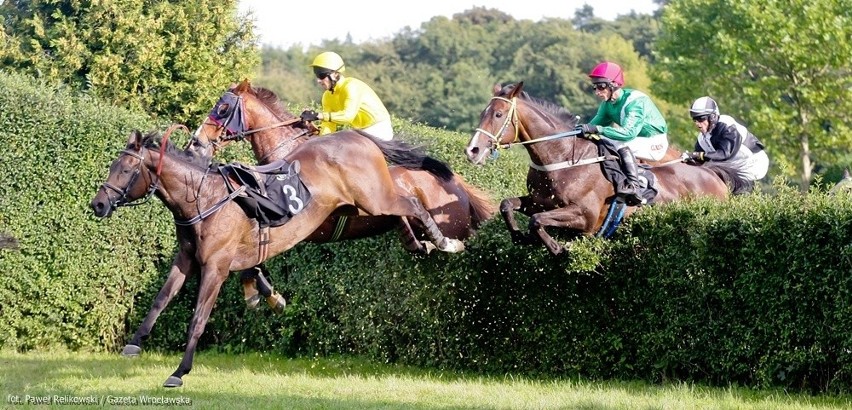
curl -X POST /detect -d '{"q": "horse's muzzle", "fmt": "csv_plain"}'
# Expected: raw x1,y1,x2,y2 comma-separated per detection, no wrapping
465,146,488,165
90,197,114,218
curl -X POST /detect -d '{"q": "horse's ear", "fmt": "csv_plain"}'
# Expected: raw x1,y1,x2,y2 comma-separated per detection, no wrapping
492,83,502,95
129,130,143,149
236,78,251,92
510,81,525,97
844,168,850,179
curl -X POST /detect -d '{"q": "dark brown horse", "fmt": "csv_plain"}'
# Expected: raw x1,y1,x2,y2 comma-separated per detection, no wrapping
90,130,466,387
189,79,495,252
464,82,749,255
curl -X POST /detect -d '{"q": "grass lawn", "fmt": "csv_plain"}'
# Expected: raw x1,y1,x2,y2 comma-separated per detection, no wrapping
1,350,849,409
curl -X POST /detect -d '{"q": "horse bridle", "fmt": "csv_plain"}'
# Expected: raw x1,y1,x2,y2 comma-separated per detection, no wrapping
191,92,311,160
475,96,586,149
473,96,521,151
98,147,158,209
473,96,607,171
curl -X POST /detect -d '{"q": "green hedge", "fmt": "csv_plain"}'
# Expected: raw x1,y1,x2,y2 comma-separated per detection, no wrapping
0,71,170,350
1,71,849,393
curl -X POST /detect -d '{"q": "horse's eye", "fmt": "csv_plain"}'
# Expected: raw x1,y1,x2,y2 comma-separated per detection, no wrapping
216,104,230,117
495,112,503,118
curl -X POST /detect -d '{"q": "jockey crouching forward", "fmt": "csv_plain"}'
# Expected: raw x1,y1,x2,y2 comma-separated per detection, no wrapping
684,96,769,194
300,51,394,141
577,61,670,206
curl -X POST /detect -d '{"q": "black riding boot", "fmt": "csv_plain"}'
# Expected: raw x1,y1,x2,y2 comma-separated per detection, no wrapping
617,147,646,206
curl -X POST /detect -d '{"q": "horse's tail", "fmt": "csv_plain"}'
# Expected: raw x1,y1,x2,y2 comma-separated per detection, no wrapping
453,175,498,228
360,131,454,181
705,162,753,194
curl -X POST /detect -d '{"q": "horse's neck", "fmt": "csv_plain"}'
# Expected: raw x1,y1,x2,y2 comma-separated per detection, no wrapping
519,113,594,166
251,123,306,165
148,152,221,219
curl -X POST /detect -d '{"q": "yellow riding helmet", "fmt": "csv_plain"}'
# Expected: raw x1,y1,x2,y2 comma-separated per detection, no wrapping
311,51,346,73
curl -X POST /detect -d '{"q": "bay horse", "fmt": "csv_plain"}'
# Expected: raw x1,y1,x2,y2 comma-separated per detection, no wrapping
190,79,495,253
464,82,749,255
90,129,465,387
189,80,496,311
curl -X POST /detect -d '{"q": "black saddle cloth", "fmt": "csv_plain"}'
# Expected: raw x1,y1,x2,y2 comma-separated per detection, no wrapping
219,160,311,227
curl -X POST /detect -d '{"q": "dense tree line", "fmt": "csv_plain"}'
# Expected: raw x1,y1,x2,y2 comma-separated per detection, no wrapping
653,0,852,190
2,1,849,189
0,0,258,124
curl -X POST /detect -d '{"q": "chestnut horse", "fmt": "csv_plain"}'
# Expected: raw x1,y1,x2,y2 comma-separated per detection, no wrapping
464,82,749,255
190,79,495,252
91,130,465,387
189,80,496,312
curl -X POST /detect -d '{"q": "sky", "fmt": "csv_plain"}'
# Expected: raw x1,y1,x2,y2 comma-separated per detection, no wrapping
238,0,660,49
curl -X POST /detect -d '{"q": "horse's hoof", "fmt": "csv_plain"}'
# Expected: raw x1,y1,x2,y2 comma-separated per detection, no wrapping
163,376,183,388
121,344,141,357
438,238,465,253
245,294,262,310
420,241,437,254
266,292,286,313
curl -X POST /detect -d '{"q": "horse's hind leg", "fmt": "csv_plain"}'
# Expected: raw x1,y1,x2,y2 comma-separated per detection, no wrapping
123,250,196,357
240,268,263,309
356,191,463,253
240,266,287,313
404,196,464,253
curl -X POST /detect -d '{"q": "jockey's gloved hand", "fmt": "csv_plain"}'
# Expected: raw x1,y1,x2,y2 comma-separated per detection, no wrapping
578,124,602,140
682,151,704,163
300,110,320,122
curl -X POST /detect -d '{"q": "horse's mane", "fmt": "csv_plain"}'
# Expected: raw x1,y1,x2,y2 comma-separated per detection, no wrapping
141,131,219,170
248,86,297,121
499,83,579,128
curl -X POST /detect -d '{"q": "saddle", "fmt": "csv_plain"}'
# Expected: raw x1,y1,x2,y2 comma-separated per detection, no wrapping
219,160,311,227
596,140,658,205
593,140,659,238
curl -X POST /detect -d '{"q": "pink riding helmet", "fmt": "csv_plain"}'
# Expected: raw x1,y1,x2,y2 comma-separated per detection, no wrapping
589,61,624,87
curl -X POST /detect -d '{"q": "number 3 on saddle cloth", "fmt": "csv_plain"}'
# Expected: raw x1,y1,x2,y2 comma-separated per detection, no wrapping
219,160,311,228
595,140,658,238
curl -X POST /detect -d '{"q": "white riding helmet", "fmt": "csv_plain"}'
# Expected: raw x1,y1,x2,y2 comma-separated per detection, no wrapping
690,96,719,118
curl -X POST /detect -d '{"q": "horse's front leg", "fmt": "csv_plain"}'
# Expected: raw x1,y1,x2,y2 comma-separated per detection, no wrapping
528,205,588,255
122,250,196,357
164,261,229,388
500,196,538,245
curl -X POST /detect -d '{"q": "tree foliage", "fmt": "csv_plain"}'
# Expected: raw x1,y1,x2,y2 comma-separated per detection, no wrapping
653,0,852,190
0,0,260,124
255,7,659,135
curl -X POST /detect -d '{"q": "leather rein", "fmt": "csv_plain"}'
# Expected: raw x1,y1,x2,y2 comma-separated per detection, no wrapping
473,96,611,171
